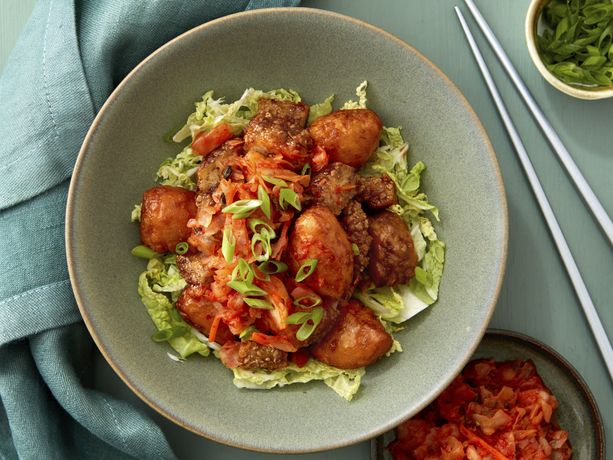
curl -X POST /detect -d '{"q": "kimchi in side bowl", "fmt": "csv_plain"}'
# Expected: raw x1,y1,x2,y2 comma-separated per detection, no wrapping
66,8,508,453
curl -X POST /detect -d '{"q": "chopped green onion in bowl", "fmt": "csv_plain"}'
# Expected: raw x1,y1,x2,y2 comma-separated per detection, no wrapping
536,0,613,88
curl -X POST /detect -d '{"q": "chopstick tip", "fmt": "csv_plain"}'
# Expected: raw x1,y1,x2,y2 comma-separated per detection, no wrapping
453,6,466,21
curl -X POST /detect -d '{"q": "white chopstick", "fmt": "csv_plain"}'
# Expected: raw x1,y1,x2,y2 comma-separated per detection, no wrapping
454,7,613,381
464,0,613,247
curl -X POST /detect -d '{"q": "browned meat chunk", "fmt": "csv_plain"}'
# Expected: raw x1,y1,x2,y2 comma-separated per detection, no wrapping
175,286,234,344
196,139,243,195
311,301,392,369
176,253,215,286
140,185,197,253
243,98,312,167
308,109,382,168
341,201,372,278
357,174,397,209
367,211,417,287
287,206,354,298
307,162,357,215
219,341,288,371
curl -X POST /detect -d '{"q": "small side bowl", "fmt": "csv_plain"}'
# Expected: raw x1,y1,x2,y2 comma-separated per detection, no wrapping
372,329,605,459
526,0,613,100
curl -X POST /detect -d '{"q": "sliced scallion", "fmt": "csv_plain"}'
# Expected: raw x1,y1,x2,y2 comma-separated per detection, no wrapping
258,260,288,275
301,163,311,176
221,227,236,262
286,307,324,341
279,188,301,211
131,245,161,259
231,258,254,283
175,242,189,255
239,325,258,340
258,185,271,219
295,259,318,282
293,294,322,309
538,0,613,87
248,219,276,238
222,199,262,219
286,311,312,325
251,229,273,262
262,175,289,187
244,297,273,310
227,280,267,297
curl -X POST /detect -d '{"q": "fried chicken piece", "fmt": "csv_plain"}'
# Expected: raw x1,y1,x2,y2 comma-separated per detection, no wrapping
340,200,371,278
309,109,382,168
367,211,417,287
357,174,397,209
311,300,392,369
140,185,197,253
243,98,312,167
306,162,357,215
219,341,288,371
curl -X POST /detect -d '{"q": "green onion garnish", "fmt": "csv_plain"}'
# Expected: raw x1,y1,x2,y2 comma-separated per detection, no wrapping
286,307,324,341
231,258,254,283
295,259,318,282
248,219,276,238
222,199,262,219
538,0,613,87
286,311,311,324
351,243,360,255
175,241,189,255
262,175,289,187
258,260,288,275
227,280,268,297
131,245,161,259
239,325,258,340
221,227,236,262
251,229,273,262
258,185,271,219
252,267,270,282
279,188,302,211
244,297,273,310
301,163,311,176
293,294,322,309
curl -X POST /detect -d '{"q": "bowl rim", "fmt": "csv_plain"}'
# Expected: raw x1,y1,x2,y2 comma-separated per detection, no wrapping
525,0,613,100
66,6,509,453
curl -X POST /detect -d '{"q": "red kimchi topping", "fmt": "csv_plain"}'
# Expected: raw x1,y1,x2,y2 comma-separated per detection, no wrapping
388,359,572,460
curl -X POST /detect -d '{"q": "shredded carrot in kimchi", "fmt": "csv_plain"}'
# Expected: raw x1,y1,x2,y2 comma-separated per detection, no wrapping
388,359,572,460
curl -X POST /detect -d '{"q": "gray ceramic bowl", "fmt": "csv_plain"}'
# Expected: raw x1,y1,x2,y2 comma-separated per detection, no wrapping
66,8,508,453
372,329,605,459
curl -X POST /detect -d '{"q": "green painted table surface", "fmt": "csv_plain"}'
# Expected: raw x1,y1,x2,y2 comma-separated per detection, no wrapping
2,0,610,458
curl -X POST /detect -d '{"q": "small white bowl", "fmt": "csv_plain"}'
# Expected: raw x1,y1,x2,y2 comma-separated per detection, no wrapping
526,0,613,100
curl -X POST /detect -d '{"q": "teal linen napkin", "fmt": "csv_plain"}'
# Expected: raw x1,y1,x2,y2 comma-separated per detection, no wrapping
0,0,299,458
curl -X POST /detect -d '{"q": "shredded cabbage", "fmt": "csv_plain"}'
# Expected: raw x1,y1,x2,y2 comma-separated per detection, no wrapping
131,203,142,222
172,88,301,143
137,256,209,358
307,94,335,124
155,146,201,190
232,359,364,401
341,80,368,109
357,104,446,325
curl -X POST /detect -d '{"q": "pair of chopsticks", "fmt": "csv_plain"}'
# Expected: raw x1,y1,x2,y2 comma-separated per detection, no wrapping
454,1,613,380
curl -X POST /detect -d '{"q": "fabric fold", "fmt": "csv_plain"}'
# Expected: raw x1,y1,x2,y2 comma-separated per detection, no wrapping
0,0,95,211
0,0,300,458
0,279,80,347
